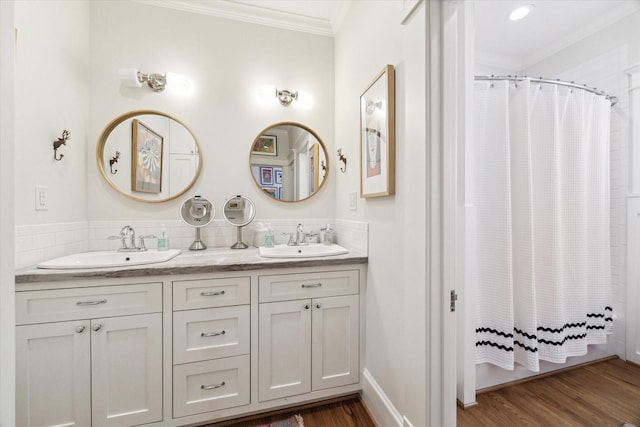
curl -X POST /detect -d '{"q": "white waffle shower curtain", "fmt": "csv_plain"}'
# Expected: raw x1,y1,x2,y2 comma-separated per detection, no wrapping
473,79,613,372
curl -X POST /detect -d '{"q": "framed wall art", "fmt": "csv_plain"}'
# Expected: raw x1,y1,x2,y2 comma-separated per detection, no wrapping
260,166,274,185
252,135,277,156
131,119,163,194
360,64,395,198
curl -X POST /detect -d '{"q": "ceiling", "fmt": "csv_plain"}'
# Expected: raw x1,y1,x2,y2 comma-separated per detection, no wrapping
474,0,640,70
141,0,640,67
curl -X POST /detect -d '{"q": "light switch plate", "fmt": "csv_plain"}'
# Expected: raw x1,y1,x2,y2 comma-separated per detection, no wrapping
35,185,48,211
348,192,357,211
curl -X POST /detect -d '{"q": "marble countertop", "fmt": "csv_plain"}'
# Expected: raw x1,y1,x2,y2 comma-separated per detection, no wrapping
15,247,368,284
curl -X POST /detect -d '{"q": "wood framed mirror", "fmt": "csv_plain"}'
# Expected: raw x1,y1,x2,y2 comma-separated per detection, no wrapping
96,110,201,203
249,122,329,202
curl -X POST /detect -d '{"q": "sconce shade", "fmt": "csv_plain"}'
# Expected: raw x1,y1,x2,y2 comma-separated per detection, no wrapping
117,68,143,88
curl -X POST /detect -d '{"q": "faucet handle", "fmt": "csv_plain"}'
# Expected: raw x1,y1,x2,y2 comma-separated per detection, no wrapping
138,235,156,251
108,235,127,249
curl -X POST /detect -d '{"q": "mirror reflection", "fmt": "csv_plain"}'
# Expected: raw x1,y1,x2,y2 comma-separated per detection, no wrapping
249,122,328,202
97,110,201,203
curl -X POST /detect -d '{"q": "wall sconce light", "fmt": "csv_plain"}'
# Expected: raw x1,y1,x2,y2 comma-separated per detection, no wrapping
337,148,347,173
257,85,313,108
276,88,298,106
117,68,192,93
53,130,70,161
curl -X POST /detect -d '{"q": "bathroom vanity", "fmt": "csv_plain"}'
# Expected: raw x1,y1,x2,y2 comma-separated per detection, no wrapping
15,249,367,427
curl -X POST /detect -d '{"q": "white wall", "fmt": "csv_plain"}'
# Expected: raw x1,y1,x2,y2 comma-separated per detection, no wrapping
14,0,90,226
0,1,15,424
88,1,335,222
335,2,427,426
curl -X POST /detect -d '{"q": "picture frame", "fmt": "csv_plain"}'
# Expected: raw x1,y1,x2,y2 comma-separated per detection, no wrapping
275,169,283,185
131,119,163,194
308,143,319,194
252,135,277,156
360,64,395,198
262,187,277,198
260,166,274,185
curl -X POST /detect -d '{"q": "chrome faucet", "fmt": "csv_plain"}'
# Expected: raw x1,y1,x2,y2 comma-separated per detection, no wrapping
108,225,155,252
287,223,309,246
121,225,136,249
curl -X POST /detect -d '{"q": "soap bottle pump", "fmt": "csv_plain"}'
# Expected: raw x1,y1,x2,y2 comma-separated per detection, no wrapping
264,224,275,248
157,225,169,251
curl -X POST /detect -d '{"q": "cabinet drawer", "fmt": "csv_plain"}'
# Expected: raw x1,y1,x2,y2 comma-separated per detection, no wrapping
259,270,359,303
173,306,250,364
16,283,162,325
173,277,250,310
173,355,250,418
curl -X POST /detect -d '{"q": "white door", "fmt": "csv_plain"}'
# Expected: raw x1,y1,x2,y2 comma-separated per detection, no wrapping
259,300,311,401
311,295,359,391
91,313,163,427
16,320,91,427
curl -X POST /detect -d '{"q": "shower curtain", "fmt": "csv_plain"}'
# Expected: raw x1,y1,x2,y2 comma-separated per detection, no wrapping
473,79,613,372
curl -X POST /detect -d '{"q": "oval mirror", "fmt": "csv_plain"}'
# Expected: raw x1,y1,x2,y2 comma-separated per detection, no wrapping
96,110,201,203
249,122,328,202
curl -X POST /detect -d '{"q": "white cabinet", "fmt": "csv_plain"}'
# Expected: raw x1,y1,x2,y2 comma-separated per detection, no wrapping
91,314,163,427
16,283,163,427
258,271,360,402
16,265,364,426
16,320,91,427
172,276,251,418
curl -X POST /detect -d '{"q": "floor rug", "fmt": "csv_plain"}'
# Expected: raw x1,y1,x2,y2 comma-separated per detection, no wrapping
258,414,304,427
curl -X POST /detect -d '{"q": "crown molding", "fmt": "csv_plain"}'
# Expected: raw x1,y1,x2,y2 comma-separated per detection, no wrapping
134,0,339,37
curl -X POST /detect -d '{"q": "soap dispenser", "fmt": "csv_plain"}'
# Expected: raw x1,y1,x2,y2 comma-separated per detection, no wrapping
264,224,275,248
323,224,333,245
157,225,169,251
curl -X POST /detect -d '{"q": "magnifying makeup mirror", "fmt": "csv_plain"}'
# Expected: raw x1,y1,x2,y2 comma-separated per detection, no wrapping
179,195,214,250
222,195,256,249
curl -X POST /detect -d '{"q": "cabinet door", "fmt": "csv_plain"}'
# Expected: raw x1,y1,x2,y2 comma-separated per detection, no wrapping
91,313,163,427
16,321,91,427
312,295,360,391
259,300,311,401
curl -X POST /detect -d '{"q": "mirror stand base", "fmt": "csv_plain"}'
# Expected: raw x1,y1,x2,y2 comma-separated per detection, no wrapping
230,241,249,249
189,228,207,251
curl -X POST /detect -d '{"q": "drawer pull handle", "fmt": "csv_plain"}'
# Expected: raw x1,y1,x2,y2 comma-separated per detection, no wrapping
201,330,226,337
200,290,226,297
92,323,103,332
76,299,107,306
201,381,226,390
75,325,86,334
301,283,322,288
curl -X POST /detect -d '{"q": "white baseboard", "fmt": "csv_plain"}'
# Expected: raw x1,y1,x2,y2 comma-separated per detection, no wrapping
362,368,403,427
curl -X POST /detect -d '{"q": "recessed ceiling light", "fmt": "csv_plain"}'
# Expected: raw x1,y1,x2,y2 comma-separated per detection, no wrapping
509,4,534,21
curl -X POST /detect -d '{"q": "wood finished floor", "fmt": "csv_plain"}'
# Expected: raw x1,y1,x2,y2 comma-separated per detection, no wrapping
201,396,377,427
458,358,640,427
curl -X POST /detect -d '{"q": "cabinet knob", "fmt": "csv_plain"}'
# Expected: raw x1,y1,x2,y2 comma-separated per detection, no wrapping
304,304,310,310
315,303,321,309
75,325,86,334
92,323,103,332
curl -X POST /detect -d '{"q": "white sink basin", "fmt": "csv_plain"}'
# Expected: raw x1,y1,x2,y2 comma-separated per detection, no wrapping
258,244,349,258
36,249,182,269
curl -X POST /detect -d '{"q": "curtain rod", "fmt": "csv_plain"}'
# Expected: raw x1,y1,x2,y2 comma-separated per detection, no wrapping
474,75,618,106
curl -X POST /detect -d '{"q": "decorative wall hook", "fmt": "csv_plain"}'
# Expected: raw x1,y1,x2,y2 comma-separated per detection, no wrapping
53,130,70,161
109,151,121,174
337,149,347,173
